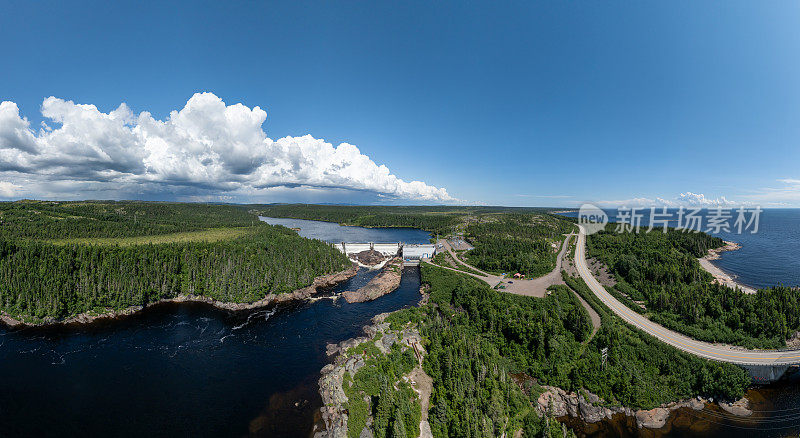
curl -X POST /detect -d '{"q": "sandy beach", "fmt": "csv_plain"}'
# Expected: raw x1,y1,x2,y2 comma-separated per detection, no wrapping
698,241,757,294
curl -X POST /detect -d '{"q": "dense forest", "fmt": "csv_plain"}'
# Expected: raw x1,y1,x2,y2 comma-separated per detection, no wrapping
342,340,422,438
0,201,351,322
0,200,259,240
587,226,800,348
559,273,750,405
380,265,749,437
464,214,574,278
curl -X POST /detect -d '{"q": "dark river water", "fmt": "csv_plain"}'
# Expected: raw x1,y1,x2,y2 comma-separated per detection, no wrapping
2,215,799,437
0,218,430,437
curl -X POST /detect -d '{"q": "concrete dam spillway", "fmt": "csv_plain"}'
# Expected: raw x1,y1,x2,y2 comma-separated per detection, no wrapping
333,242,436,266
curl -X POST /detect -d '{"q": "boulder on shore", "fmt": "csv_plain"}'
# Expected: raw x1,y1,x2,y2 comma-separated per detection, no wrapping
719,397,752,417
536,386,710,430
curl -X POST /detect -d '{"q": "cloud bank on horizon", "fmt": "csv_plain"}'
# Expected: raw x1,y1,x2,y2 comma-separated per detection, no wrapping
594,186,800,209
0,92,455,202
595,192,736,208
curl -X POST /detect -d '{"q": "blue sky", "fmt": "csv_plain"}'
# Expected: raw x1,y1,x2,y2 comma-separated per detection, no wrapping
1,1,799,206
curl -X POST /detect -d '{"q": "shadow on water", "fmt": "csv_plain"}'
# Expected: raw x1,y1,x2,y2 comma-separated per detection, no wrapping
0,266,422,438
0,217,430,437
3,215,800,436
562,373,800,438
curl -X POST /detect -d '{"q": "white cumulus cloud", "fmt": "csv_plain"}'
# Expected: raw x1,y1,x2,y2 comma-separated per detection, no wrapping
0,93,454,202
675,192,735,206
0,181,20,198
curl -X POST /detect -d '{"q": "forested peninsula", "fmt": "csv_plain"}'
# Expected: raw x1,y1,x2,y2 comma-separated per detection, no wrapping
0,201,352,326
307,208,756,437
320,261,752,437
587,225,800,349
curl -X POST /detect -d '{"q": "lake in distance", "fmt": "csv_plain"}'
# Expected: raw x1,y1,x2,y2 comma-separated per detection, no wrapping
2,215,800,436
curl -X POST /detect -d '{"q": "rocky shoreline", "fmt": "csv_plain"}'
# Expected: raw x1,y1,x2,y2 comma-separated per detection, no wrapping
705,240,741,261
0,264,358,329
538,386,751,430
315,312,427,438
342,258,403,303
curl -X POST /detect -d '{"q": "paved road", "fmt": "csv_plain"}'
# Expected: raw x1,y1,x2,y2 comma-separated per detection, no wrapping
434,234,576,298
439,239,490,276
575,225,800,366
429,233,600,336
525,233,574,290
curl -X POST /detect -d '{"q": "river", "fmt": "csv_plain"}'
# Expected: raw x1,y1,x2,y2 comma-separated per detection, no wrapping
2,215,798,437
0,217,429,437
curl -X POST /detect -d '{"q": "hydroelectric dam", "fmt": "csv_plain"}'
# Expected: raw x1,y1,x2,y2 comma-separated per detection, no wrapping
333,242,436,266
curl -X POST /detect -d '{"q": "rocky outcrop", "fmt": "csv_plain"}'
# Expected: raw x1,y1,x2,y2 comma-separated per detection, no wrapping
1,306,145,328
201,263,359,310
1,264,358,328
537,386,710,429
316,313,426,438
352,249,387,267
635,399,706,428
418,284,430,306
538,387,633,424
705,241,742,261
317,313,391,438
786,331,800,349
719,397,752,417
0,313,22,328
342,259,402,303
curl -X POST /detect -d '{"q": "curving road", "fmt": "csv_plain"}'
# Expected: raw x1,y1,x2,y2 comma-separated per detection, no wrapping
435,234,576,298
575,225,800,366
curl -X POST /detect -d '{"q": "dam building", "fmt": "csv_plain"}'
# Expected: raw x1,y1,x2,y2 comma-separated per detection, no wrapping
401,244,436,266
332,242,436,267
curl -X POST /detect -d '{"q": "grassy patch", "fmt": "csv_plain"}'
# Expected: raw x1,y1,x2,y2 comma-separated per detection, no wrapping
45,227,256,246
347,339,383,358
